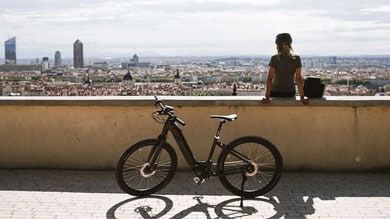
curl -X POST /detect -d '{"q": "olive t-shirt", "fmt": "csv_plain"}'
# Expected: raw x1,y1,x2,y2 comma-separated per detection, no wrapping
268,55,302,92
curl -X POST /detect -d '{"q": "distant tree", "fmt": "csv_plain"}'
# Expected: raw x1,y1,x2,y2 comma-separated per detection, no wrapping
242,76,251,83
31,75,41,81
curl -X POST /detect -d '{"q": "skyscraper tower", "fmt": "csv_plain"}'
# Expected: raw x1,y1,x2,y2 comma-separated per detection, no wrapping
42,57,49,72
55,51,61,68
5,37,16,65
73,39,84,68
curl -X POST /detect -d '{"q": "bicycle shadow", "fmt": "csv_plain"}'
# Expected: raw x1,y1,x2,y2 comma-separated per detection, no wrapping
106,195,173,219
105,172,318,218
106,195,286,219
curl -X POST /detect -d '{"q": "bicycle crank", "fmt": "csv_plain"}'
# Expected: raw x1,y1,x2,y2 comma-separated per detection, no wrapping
193,177,206,185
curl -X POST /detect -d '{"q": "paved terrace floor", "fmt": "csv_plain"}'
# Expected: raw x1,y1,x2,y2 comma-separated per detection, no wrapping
0,169,389,219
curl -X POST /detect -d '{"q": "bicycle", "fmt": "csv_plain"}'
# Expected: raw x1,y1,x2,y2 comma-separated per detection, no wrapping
115,96,283,203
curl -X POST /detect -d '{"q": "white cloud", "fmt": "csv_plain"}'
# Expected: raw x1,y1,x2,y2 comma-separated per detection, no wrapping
1,0,390,57
361,5,390,12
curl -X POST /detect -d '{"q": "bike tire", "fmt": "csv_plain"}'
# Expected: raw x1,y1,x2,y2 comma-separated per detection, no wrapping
217,136,282,198
115,139,177,196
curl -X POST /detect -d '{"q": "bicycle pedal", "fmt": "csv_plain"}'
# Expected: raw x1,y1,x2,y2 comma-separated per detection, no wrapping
193,177,205,185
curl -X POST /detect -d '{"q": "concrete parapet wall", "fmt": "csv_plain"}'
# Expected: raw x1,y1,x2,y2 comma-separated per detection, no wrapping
0,96,389,171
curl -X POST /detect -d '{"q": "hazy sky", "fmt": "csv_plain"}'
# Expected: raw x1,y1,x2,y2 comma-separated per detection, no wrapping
1,0,390,58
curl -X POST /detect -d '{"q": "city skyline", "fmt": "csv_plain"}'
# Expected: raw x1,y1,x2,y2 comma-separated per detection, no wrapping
1,0,390,58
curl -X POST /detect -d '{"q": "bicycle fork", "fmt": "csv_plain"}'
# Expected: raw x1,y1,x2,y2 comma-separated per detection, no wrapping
145,118,176,172
146,134,167,173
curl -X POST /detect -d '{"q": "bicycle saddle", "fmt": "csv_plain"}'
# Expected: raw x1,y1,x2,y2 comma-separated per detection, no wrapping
210,114,238,121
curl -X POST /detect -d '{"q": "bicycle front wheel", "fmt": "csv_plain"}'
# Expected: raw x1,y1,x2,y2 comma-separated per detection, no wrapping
217,136,282,198
115,139,177,196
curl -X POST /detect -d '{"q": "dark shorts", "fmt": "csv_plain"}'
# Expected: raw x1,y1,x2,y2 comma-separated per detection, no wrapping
270,90,295,98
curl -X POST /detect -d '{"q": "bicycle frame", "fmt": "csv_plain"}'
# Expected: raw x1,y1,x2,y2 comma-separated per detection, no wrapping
148,113,254,178
148,116,204,170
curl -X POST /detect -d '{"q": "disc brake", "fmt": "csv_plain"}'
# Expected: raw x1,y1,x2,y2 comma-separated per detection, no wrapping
140,162,156,178
245,161,258,177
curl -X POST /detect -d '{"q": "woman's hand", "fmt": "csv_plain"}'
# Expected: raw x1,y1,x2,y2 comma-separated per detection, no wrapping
301,97,309,105
261,97,271,104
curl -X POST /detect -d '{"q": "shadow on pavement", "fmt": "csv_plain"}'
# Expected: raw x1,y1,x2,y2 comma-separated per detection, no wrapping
1,169,389,218
106,195,284,219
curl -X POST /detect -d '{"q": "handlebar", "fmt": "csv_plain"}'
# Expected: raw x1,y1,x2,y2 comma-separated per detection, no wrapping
154,96,186,126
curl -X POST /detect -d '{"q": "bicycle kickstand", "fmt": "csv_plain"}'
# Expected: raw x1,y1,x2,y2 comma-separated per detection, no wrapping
240,171,247,208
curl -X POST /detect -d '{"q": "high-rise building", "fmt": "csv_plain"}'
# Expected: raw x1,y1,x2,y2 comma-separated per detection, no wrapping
5,37,16,65
55,51,61,68
42,57,49,72
73,39,84,68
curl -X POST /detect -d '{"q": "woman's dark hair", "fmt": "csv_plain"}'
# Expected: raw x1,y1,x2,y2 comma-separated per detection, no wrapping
275,33,292,45
275,33,295,59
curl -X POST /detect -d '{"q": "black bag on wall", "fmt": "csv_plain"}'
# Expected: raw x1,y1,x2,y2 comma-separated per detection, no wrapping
304,77,325,98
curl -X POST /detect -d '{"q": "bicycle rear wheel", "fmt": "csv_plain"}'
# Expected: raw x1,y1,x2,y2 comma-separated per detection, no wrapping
218,136,282,198
115,139,177,196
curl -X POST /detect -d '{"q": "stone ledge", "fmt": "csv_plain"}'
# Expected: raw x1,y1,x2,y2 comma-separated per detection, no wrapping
0,96,389,107
1,96,389,170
